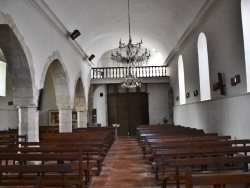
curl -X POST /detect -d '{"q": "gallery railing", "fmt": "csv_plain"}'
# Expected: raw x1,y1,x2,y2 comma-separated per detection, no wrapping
91,66,169,79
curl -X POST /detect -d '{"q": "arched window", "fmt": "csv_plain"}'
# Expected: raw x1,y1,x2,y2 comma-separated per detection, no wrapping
178,55,186,104
198,32,211,101
241,0,250,92
0,60,6,97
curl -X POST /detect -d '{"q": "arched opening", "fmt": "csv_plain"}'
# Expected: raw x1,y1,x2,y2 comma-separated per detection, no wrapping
241,0,250,92
74,77,87,128
178,55,186,105
198,32,211,101
40,58,71,132
74,77,86,111
0,19,36,138
0,50,17,130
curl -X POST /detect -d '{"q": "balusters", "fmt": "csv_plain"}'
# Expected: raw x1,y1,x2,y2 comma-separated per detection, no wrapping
162,66,165,77
91,66,169,79
103,68,106,78
91,69,94,78
114,68,116,78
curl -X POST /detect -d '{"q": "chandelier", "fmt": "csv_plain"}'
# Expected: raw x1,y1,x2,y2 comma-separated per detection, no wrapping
111,0,150,88
121,74,142,88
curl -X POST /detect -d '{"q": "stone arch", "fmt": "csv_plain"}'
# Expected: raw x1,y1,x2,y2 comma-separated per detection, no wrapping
73,72,86,111
0,12,36,106
41,51,71,109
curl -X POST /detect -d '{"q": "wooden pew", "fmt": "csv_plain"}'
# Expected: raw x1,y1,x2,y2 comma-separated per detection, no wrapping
0,134,26,147
0,164,73,187
137,128,206,145
166,155,250,188
142,135,232,159
0,145,104,176
185,168,250,188
19,141,106,156
138,132,209,147
0,152,86,187
151,145,250,184
40,131,115,148
40,132,113,157
138,124,250,188
39,125,59,133
136,124,182,135
143,139,249,159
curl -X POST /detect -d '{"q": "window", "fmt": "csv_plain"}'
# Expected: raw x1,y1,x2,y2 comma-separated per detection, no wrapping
241,0,250,92
198,32,211,101
178,55,186,104
0,60,6,97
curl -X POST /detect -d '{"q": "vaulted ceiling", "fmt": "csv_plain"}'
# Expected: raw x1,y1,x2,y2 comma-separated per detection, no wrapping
45,0,207,66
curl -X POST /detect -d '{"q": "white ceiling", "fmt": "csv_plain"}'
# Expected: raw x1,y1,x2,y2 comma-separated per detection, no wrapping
43,0,207,67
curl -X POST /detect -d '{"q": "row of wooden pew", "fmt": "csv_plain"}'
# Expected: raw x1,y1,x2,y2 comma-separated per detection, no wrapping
136,124,250,188
0,126,116,187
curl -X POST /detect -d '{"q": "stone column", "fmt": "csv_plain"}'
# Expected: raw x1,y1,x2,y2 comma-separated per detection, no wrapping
59,109,72,132
18,106,39,142
77,110,88,128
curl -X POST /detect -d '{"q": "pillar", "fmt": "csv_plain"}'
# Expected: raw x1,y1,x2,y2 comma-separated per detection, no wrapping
77,110,88,128
59,109,72,132
18,106,39,142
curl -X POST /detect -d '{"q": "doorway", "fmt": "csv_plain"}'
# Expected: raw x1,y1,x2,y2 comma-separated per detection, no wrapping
107,84,149,136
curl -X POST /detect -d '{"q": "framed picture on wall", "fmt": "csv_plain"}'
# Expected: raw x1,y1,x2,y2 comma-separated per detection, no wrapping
49,110,77,126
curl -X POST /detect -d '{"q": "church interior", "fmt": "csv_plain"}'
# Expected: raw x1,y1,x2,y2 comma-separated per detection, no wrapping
0,0,250,187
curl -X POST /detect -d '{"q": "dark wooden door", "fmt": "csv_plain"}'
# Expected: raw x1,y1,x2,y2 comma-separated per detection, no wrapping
107,94,117,124
128,93,140,136
107,92,149,136
116,94,129,136
140,93,149,125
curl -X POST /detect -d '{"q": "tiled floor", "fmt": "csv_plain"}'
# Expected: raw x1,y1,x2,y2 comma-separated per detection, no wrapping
90,136,161,188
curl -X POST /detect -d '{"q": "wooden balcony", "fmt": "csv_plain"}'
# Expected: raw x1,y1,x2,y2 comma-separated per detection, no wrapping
91,66,169,79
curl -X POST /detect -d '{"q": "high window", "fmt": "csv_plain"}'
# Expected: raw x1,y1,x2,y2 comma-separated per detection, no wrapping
178,55,186,104
241,0,250,92
198,32,211,101
0,60,6,97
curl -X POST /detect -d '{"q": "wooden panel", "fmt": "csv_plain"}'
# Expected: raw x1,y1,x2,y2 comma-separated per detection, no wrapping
140,93,149,125
107,95,117,126
128,93,140,136
116,94,129,136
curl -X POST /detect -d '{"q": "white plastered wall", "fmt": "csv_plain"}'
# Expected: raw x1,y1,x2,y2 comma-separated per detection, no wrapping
93,85,107,126
170,0,249,139
148,83,169,124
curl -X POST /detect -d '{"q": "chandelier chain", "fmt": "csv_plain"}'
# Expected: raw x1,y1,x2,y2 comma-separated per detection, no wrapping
111,0,151,88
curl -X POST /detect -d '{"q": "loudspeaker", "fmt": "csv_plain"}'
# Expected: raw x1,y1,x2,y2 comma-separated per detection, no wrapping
88,54,95,61
69,30,81,40
218,72,225,95
37,89,44,111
